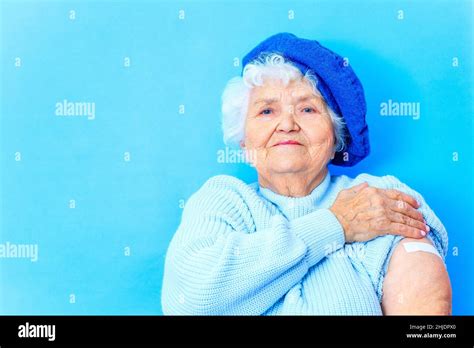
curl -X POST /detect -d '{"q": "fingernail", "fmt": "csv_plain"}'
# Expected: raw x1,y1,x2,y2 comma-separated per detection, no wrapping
417,200,421,207
425,225,430,232
420,230,426,237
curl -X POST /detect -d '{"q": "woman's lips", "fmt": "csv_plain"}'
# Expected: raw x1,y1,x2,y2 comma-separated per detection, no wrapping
273,140,302,146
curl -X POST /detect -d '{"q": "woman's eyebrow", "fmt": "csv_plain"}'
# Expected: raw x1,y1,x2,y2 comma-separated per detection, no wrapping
253,97,280,106
294,95,321,103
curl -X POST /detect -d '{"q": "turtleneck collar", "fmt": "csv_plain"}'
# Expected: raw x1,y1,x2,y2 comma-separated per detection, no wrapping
257,170,332,219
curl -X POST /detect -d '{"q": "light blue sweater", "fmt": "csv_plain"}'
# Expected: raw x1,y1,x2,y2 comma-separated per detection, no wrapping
161,171,448,315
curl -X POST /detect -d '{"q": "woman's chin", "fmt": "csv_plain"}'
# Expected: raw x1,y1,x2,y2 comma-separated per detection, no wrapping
269,162,305,174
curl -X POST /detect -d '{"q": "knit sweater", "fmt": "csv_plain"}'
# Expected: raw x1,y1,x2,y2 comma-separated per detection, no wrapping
161,171,448,315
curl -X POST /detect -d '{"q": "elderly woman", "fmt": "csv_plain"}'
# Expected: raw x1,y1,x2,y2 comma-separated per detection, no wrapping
161,33,451,315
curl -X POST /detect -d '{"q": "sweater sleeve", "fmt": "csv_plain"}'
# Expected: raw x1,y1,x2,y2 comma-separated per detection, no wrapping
161,178,345,315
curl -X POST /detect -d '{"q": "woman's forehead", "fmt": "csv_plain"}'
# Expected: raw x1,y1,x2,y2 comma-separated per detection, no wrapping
250,81,322,104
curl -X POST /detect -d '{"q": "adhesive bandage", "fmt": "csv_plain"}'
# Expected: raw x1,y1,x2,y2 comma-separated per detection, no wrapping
403,242,441,258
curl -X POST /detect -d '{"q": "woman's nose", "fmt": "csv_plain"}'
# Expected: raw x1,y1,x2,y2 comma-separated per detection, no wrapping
276,105,300,132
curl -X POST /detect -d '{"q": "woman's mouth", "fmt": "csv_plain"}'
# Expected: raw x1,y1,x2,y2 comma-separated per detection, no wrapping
273,140,302,146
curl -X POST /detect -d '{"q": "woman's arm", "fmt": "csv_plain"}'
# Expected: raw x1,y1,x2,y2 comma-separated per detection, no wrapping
381,237,452,314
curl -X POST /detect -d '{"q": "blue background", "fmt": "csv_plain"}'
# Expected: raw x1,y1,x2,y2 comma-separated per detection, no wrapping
1,0,472,315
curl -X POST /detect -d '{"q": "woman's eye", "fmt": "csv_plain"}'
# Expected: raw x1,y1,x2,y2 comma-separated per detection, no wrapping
302,107,316,113
259,109,273,115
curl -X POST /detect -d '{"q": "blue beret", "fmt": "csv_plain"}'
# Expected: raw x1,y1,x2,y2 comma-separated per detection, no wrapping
241,32,370,167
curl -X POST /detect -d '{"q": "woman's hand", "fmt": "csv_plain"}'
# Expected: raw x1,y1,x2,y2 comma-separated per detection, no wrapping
329,182,429,243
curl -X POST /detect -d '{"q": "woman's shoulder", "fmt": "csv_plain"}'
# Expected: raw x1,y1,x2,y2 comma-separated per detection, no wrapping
331,172,410,191
198,174,257,196
182,175,260,232
186,174,259,213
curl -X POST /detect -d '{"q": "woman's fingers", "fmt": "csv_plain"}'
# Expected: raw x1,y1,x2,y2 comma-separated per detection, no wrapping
381,189,420,209
388,222,427,238
388,211,429,235
387,198,425,222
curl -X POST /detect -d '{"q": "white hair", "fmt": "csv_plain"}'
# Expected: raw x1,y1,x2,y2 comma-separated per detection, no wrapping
221,53,346,152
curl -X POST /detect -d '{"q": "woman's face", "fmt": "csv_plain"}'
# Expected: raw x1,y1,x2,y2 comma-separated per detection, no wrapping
243,77,335,177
